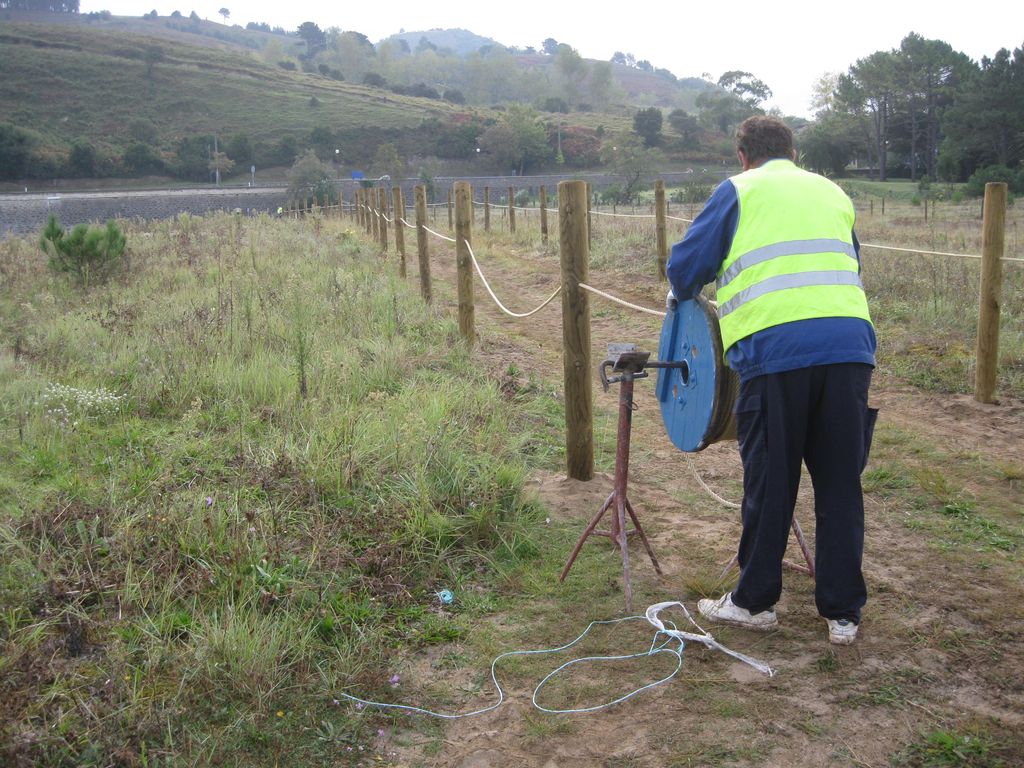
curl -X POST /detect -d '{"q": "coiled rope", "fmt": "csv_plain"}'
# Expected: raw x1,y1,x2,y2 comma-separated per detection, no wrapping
337,601,773,720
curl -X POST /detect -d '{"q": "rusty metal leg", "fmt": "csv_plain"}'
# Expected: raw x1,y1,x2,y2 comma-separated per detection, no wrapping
624,498,662,575
719,553,738,583
787,517,815,577
559,491,614,582
720,517,816,580
617,493,632,613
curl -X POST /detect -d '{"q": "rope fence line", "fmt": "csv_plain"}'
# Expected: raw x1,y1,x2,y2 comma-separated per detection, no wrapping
364,199,1017,264
464,240,562,318
862,242,1024,264
579,283,668,318
423,225,456,243
590,209,656,219
413,212,661,322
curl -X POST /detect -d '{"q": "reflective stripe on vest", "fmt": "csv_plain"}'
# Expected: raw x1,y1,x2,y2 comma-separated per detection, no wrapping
714,160,870,351
719,270,865,318
718,238,858,289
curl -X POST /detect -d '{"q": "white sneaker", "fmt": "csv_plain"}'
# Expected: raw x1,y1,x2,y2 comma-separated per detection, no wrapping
697,592,778,631
827,618,858,645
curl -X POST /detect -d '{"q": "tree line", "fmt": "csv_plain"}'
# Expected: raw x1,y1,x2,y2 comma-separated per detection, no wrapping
802,33,1024,188
0,0,78,9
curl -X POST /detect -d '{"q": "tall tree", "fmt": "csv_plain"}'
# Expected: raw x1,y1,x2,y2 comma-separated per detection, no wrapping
695,90,749,134
633,106,663,147
297,21,325,59
895,33,974,180
554,44,587,104
477,105,552,175
667,108,701,150
839,49,899,180
940,45,1024,176
717,70,772,109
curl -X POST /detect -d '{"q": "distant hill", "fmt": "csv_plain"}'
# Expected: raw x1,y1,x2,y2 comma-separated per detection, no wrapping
0,12,722,184
0,17,464,175
380,27,714,110
381,28,499,57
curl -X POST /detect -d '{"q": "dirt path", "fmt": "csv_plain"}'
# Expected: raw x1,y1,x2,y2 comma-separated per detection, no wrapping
387,227,1024,768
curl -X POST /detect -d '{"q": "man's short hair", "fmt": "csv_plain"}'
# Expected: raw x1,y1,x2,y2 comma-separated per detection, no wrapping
736,116,793,165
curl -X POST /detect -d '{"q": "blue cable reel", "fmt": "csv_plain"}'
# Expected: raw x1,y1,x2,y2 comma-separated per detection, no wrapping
656,295,739,452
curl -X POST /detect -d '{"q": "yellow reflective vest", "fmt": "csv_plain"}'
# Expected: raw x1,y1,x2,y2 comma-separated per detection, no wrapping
716,160,872,352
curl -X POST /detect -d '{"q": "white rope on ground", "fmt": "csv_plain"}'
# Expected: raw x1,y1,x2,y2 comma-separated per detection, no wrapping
423,225,456,243
578,283,667,318
686,455,741,509
464,240,561,318
666,214,694,223
861,242,1024,263
336,602,773,720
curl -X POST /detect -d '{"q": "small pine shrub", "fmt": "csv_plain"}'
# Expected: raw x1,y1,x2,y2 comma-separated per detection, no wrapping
39,214,126,288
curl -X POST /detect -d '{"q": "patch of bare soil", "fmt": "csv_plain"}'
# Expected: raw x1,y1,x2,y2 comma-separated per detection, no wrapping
388,235,1024,767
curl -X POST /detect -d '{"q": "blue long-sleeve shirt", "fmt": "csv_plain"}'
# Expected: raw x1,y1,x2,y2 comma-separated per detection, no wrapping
666,171,876,382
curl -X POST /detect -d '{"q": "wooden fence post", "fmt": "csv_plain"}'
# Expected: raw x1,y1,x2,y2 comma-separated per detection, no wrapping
378,188,388,252
975,182,1007,404
393,186,407,278
368,188,377,237
447,187,453,230
539,185,549,244
454,180,475,347
559,180,594,482
655,179,667,280
586,182,593,251
484,186,491,233
508,186,516,233
414,184,432,303
374,188,383,241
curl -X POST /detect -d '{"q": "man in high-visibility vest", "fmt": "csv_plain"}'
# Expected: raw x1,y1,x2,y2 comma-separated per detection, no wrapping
666,116,878,645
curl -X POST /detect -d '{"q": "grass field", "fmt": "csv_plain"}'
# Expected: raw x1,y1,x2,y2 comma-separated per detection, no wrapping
1,196,1022,766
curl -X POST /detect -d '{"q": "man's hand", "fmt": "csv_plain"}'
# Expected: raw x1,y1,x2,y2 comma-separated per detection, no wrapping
666,289,678,312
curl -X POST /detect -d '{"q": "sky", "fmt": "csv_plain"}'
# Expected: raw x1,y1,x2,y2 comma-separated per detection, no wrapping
79,0,1023,117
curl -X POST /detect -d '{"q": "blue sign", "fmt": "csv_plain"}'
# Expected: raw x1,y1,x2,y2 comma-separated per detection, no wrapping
351,171,365,180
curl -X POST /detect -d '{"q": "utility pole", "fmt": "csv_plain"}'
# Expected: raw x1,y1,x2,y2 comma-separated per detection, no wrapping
213,135,220,186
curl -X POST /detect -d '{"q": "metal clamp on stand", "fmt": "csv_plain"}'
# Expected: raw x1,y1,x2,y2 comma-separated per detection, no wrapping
560,344,688,612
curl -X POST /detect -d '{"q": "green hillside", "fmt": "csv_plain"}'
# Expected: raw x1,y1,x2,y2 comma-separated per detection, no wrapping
0,20,460,166
0,13,717,184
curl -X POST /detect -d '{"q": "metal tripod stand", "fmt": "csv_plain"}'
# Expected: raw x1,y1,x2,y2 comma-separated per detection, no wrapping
559,345,686,612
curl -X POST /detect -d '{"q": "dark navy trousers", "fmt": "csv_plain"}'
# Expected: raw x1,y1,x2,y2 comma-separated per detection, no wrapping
730,363,877,623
